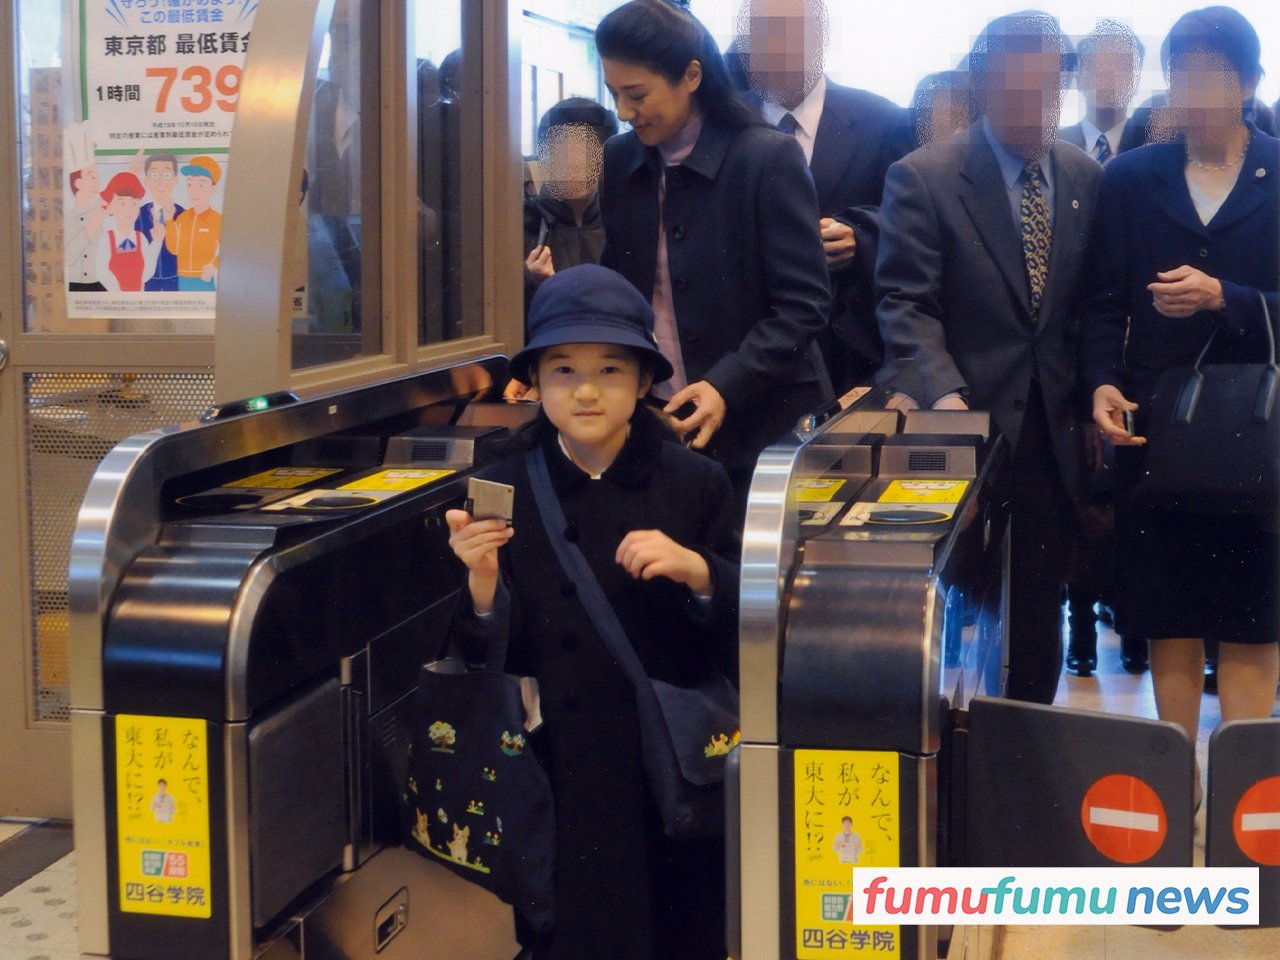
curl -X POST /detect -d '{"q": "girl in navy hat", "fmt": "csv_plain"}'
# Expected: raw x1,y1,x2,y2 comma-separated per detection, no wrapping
446,264,739,960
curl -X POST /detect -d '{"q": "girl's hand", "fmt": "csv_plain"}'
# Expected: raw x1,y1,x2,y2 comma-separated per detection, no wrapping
615,529,711,596
445,509,514,614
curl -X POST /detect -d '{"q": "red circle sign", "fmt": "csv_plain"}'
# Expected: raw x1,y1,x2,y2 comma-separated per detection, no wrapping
1081,773,1168,863
1234,776,1280,866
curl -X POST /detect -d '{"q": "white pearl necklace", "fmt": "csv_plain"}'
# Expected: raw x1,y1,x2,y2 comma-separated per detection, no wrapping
1186,134,1251,172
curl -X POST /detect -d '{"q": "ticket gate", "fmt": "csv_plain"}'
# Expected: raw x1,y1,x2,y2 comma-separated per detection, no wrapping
69,358,528,960
729,393,1204,960
731,396,1012,960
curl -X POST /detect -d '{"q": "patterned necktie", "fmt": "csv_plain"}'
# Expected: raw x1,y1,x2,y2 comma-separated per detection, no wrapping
776,113,799,136
1093,133,1112,165
1020,160,1052,315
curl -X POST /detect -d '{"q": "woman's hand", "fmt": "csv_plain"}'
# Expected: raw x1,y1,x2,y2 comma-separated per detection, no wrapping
445,509,514,614
525,244,555,281
615,529,712,596
1092,384,1145,446
664,380,727,450
1147,266,1224,318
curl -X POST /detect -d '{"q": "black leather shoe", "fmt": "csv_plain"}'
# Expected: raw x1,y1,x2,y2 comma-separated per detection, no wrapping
1066,651,1097,677
1065,590,1097,677
1120,635,1148,672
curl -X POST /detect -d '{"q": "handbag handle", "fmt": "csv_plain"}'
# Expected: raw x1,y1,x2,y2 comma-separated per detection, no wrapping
1174,291,1276,425
525,446,650,689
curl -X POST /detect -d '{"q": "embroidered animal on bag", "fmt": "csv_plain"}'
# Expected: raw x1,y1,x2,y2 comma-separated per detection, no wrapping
412,808,430,846
447,823,470,862
704,730,741,758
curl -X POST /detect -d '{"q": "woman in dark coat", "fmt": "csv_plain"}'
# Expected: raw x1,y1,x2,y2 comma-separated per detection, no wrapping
594,0,833,496
1080,7,1279,802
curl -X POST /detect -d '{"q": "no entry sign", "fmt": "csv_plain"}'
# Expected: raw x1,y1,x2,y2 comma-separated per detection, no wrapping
1081,774,1168,863
1233,776,1280,867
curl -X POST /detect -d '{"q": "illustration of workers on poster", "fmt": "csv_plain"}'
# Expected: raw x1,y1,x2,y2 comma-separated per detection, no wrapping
63,121,107,293
98,171,160,292
65,0,257,322
136,152,185,291
166,156,222,291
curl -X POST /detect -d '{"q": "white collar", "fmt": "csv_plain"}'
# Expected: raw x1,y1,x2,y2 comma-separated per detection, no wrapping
1079,115,1126,156
760,74,827,140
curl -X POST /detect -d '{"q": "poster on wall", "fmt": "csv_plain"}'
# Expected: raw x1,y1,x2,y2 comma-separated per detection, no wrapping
64,0,259,322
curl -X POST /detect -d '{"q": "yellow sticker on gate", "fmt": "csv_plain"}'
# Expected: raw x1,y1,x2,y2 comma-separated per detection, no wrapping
878,479,969,504
115,715,212,918
796,479,848,502
339,468,455,492
794,749,900,959
224,467,343,489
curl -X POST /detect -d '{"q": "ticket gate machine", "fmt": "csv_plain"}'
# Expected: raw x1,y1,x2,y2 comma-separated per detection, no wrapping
730,394,1210,960
70,358,528,960
731,397,1011,960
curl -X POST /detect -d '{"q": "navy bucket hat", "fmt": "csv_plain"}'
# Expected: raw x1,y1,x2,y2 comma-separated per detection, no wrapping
509,264,674,386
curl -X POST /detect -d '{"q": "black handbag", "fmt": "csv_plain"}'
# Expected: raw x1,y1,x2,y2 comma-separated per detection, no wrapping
525,447,739,839
402,637,555,932
1131,291,1278,517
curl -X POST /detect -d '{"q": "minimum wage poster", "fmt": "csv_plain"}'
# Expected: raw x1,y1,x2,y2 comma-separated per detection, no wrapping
65,0,258,322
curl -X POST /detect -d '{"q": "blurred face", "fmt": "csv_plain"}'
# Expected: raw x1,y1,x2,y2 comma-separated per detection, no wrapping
1168,49,1254,146
983,46,1065,159
145,161,177,201
1078,38,1141,113
533,343,651,454
917,89,970,147
602,58,701,147
738,0,827,108
539,125,604,201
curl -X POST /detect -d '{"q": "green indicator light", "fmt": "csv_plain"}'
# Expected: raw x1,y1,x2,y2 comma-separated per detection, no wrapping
248,397,269,411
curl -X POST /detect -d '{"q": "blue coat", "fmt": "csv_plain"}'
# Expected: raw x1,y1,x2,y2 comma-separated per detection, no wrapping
599,118,833,476
1080,127,1280,406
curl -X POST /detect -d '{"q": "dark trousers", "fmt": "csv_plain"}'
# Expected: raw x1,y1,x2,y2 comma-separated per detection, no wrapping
1003,382,1076,704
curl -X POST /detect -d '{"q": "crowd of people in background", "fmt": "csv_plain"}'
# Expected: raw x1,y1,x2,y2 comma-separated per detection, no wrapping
466,2,1280,956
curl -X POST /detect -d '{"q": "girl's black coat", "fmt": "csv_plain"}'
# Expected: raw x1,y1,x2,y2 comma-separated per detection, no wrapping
452,412,740,960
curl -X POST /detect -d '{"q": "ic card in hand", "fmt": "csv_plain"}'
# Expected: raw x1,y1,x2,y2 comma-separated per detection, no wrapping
466,477,514,523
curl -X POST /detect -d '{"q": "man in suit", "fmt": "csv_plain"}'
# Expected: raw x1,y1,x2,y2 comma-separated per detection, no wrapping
1059,19,1142,164
876,11,1102,704
734,0,913,391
